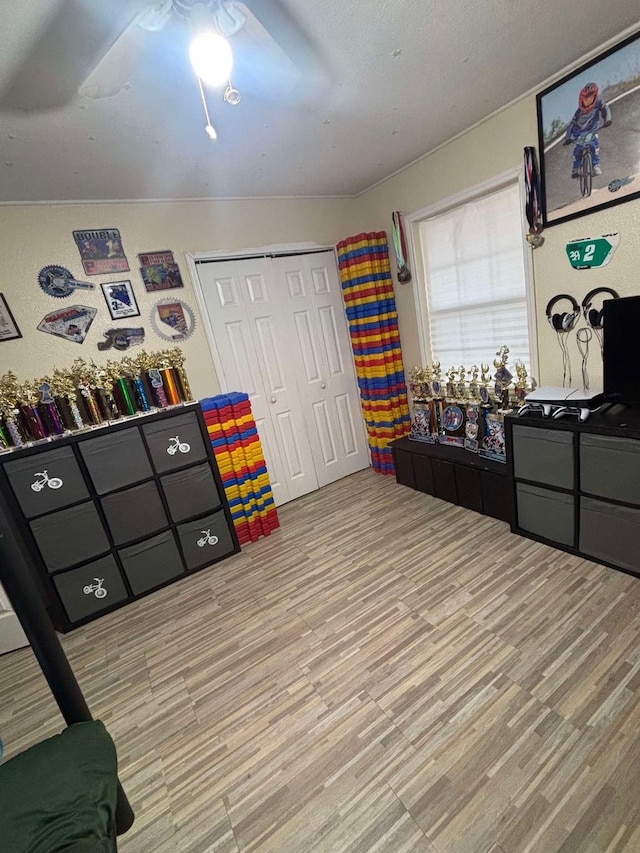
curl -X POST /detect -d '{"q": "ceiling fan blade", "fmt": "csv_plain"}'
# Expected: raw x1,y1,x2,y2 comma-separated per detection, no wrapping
79,17,147,99
0,0,145,110
232,0,325,100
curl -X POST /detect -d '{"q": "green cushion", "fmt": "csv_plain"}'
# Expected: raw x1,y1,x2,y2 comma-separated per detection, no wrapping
0,721,118,853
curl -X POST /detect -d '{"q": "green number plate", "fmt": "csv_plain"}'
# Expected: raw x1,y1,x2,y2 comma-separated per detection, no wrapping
566,233,620,269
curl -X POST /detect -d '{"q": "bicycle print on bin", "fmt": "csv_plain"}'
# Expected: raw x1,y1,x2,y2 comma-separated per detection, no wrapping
537,29,640,226
166,435,190,456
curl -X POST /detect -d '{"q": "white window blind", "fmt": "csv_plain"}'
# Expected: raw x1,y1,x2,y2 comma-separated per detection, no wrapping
418,182,531,369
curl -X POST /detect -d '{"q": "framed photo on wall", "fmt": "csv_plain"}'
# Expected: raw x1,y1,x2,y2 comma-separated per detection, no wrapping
537,29,640,227
0,293,22,342
101,280,140,320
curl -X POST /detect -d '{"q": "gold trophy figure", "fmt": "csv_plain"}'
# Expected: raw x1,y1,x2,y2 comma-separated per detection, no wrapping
493,346,513,413
468,365,480,403
456,365,467,401
445,366,458,401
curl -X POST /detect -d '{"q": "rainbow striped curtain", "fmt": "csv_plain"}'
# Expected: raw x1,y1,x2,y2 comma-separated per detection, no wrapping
336,232,411,474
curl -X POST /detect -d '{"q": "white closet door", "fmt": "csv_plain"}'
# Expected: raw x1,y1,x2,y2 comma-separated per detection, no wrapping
272,252,370,487
0,582,28,655
197,257,319,504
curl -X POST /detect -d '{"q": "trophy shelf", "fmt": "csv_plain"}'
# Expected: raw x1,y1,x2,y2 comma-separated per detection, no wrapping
389,436,513,524
0,404,240,632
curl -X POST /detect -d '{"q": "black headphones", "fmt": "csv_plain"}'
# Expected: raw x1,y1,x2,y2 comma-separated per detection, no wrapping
546,294,580,331
581,287,620,329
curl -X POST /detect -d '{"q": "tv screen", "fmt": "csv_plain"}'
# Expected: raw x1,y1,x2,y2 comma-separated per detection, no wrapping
603,295,640,405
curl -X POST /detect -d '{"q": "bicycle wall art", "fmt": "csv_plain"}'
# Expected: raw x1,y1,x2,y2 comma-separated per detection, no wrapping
537,29,640,227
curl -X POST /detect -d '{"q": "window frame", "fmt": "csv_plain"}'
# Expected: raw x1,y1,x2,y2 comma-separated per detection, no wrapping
404,167,539,380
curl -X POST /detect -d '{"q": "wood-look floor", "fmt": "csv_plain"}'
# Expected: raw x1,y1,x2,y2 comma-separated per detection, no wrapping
2,468,640,852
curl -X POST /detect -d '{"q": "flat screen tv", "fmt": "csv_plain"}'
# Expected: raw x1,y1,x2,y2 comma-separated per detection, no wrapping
603,295,640,405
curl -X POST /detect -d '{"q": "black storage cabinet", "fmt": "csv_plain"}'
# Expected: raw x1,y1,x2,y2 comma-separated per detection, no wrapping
0,404,240,631
389,436,513,523
506,407,640,580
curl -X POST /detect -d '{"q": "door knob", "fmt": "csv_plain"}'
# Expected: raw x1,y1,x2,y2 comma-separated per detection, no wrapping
321,383,326,389
270,396,276,403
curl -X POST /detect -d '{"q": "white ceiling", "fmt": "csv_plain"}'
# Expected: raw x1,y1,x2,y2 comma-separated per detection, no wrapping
0,0,639,203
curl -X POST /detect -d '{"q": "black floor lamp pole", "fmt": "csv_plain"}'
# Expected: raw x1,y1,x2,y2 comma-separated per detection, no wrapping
0,496,134,835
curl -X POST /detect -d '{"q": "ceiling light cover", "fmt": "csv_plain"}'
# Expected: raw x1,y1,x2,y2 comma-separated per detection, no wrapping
189,31,233,87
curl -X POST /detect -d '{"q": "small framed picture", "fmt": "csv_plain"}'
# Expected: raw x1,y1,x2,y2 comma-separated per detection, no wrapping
101,280,140,320
0,293,22,342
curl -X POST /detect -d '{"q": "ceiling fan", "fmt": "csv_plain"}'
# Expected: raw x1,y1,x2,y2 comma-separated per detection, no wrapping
0,0,323,111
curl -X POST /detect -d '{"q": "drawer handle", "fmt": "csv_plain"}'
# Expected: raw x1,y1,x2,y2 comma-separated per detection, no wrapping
197,529,219,547
167,435,191,455
31,470,64,492
83,577,108,599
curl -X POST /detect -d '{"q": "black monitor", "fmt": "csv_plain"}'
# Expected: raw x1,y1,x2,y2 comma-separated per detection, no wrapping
603,295,640,405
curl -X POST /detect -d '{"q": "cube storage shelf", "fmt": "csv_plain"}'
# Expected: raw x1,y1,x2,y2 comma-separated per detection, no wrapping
505,407,640,579
0,404,240,631
389,436,513,523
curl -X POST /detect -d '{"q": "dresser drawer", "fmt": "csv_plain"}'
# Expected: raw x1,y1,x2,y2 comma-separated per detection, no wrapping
161,463,221,523
512,425,574,489
580,497,640,573
580,434,640,505
101,480,168,545
516,482,574,547
53,556,128,624
177,510,235,570
80,428,152,494
119,530,183,595
4,447,89,518
30,501,110,572
142,411,207,473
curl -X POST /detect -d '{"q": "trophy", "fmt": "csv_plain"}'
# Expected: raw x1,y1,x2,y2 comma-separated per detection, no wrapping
479,363,492,407
0,372,26,447
468,365,480,403
514,360,529,404
456,365,467,401
17,381,48,440
493,346,513,414
166,347,193,402
51,369,85,431
409,366,424,402
445,366,458,401
37,379,66,436
431,360,443,399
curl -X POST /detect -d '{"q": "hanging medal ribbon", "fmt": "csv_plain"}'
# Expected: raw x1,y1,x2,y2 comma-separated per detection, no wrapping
391,211,412,282
524,147,544,247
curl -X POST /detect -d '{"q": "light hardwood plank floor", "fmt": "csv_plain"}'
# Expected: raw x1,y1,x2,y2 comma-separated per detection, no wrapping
2,468,640,852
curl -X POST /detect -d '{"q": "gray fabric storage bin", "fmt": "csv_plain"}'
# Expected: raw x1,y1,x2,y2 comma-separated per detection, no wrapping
30,501,110,573
161,463,221,522
53,556,128,624
119,530,183,595
580,434,640,505
516,482,574,546
4,447,89,518
142,412,207,474
101,480,168,545
80,428,152,494
177,509,234,570
580,497,640,572
512,425,574,489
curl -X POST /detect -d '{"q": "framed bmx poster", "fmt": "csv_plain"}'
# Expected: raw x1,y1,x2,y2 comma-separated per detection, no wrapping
537,29,640,227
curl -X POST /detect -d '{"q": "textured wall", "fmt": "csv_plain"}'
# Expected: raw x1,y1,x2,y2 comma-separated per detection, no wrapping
0,198,357,400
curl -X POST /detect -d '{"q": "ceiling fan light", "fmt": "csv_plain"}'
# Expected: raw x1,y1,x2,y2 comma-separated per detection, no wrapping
189,31,233,87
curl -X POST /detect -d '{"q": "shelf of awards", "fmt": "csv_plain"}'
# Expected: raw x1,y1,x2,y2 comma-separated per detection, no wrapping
506,405,640,579
0,405,240,632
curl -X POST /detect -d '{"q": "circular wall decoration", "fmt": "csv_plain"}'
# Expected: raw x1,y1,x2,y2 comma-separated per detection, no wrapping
150,298,196,342
38,265,94,297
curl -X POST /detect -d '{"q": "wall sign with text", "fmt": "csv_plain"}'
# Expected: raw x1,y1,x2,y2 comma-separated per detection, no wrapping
565,233,620,270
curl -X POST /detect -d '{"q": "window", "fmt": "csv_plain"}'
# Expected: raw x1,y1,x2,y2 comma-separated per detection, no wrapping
418,180,532,370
